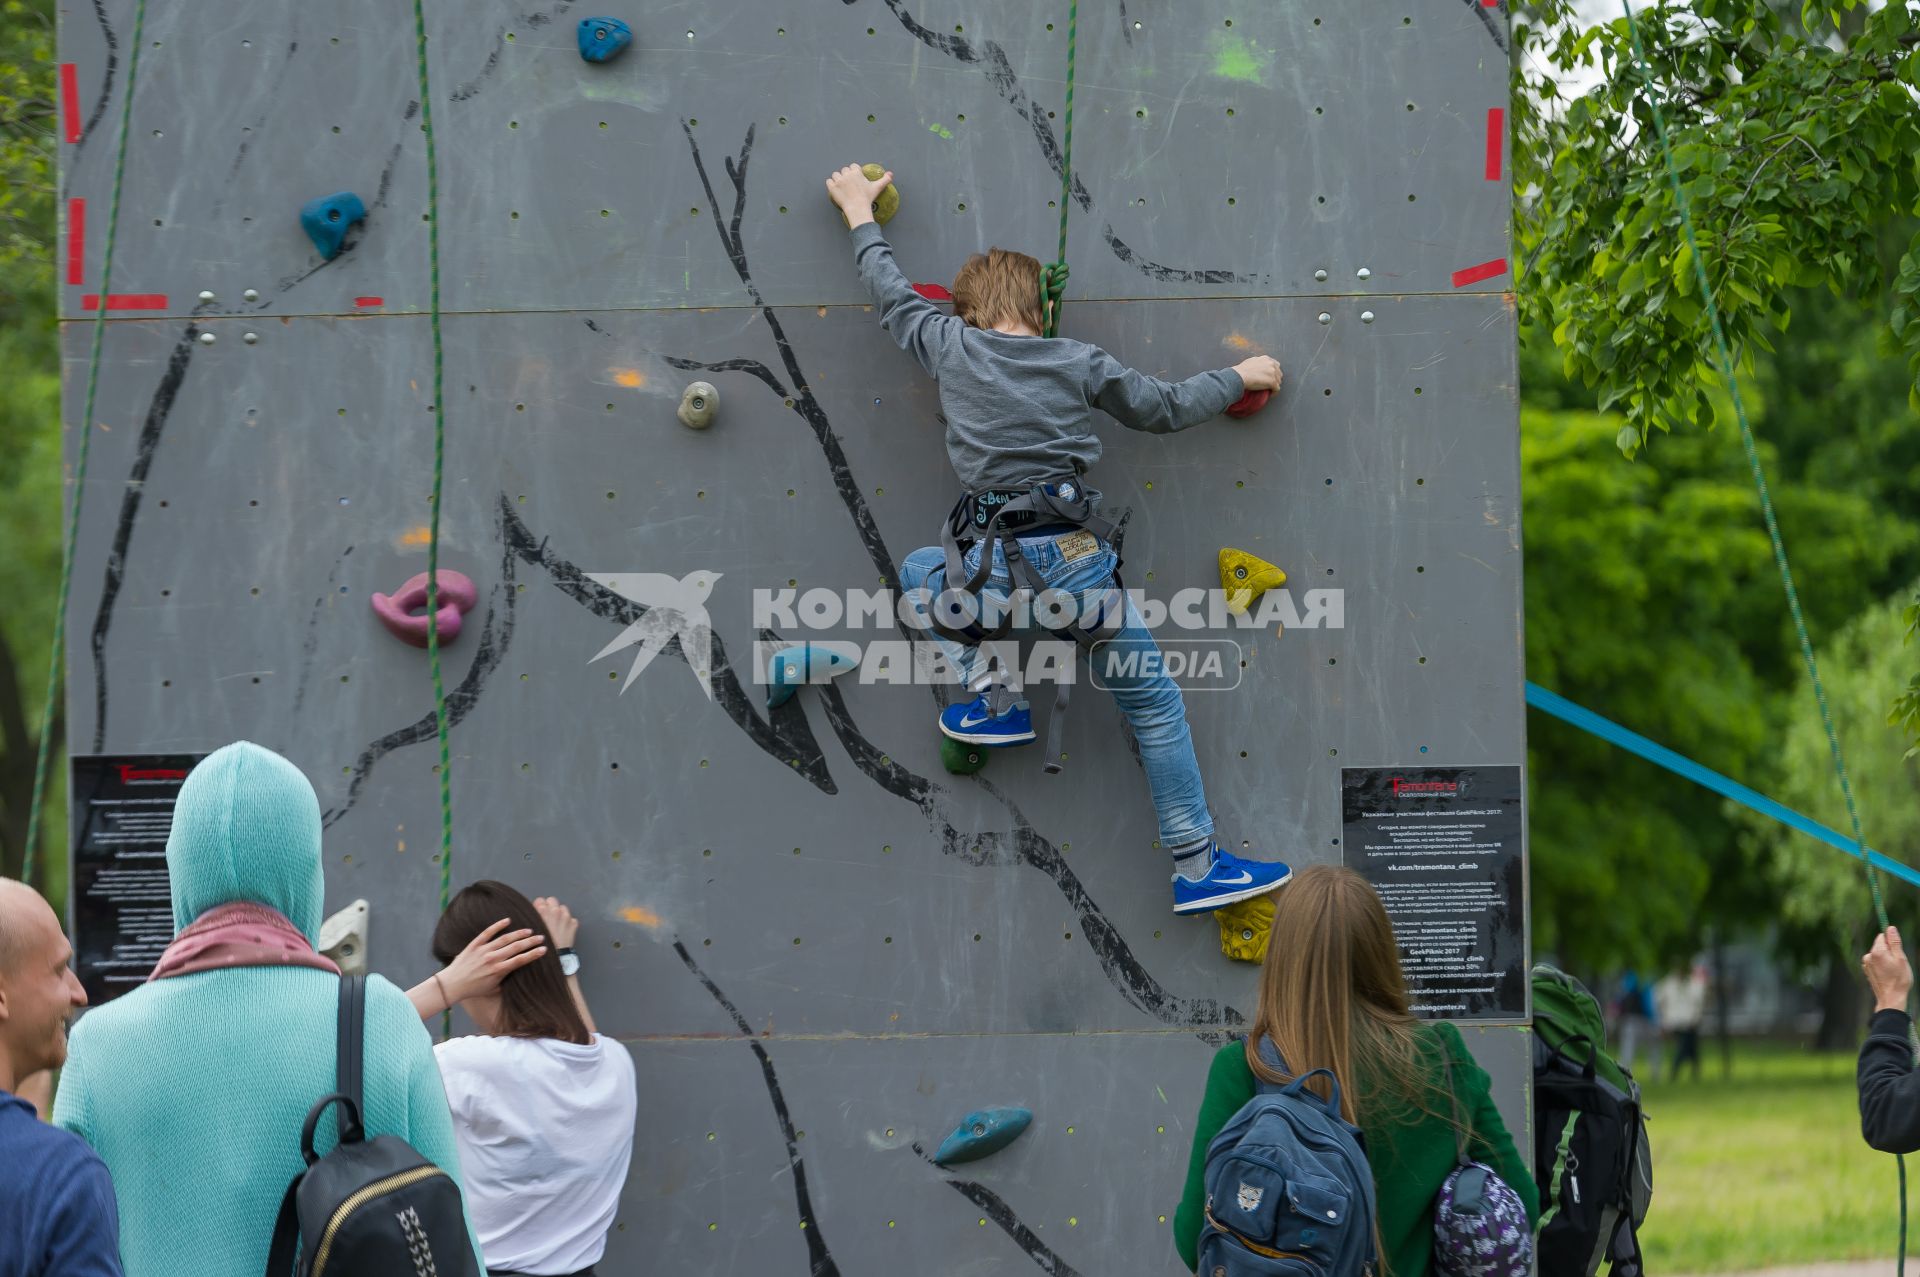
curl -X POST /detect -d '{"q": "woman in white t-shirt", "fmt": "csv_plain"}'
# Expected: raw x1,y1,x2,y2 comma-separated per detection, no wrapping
407,881,637,1277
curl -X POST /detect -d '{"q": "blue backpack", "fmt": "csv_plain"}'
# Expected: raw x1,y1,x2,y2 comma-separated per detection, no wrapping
1198,1039,1379,1277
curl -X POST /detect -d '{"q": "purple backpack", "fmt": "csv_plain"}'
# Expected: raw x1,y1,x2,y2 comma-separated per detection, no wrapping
1433,1055,1533,1277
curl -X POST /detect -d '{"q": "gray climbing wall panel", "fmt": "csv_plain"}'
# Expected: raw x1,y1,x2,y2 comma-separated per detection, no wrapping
58,0,1525,1271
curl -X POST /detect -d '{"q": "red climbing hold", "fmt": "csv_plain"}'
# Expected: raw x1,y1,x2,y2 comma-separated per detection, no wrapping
371,570,479,647
912,283,953,301
1226,389,1270,419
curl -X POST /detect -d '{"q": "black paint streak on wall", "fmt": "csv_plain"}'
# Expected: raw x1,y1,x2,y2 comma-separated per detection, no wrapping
880,1,1247,284
814,681,1243,1036
322,542,516,829
1460,0,1510,53
86,325,197,752
672,941,842,1277
292,545,355,717
682,124,902,594
946,1177,1085,1277
881,0,1091,214
499,498,840,796
664,354,790,403
76,0,117,150
451,2,575,102
1102,226,1259,286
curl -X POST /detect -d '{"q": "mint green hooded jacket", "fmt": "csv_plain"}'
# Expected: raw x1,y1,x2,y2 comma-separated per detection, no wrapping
54,741,482,1275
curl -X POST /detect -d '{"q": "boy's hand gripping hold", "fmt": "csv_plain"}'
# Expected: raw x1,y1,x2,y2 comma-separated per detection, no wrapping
826,163,896,230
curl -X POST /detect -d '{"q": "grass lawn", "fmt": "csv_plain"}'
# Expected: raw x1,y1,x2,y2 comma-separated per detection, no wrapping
1636,1041,1916,1272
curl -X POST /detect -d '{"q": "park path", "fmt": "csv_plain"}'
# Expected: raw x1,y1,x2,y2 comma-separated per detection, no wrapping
1681,1263,1907,1277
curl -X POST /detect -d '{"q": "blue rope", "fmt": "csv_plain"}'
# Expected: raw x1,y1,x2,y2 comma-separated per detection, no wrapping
1525,683,1920,891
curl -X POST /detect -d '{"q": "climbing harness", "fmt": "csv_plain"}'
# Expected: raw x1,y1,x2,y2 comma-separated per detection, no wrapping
929,478,1126,773
1619,4,1909,1267
1040,0,1079,337
410,0,456,1036
21,0,152,887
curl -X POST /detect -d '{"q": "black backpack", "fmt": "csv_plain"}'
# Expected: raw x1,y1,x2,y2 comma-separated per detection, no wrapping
1531,965,1653,1277
265,976,478,1277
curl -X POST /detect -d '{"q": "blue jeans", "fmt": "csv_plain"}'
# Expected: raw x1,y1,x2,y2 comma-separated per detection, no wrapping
898,532,1213,850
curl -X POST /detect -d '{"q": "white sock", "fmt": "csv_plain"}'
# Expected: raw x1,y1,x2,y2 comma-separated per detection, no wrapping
1171,840,1214,882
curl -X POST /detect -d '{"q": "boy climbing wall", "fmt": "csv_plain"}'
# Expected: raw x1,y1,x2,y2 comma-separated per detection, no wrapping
825,163,1292,917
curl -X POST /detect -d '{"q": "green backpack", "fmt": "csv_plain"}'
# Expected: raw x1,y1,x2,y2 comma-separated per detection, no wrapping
1530,965,1653,1277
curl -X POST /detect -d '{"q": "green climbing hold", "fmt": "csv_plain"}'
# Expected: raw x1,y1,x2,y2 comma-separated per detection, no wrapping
940,736,988,775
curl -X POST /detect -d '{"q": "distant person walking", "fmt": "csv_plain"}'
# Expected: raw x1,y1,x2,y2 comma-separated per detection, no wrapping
1654,963,1706,1082
0,879,122,1277
1614,970,1658,1081
1858,925,1920,1152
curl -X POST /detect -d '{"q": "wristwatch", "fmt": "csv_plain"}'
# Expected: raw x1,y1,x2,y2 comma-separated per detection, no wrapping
557,947,580,977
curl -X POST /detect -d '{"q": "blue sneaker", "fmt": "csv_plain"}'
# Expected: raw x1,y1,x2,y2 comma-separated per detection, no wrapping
939,693,1037,746
1171,845,1293,915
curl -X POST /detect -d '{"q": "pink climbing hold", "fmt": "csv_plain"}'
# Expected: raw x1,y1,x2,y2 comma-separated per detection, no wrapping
1226,389,1270,419
371,570,478,647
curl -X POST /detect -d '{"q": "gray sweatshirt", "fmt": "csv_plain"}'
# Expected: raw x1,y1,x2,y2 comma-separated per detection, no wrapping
850,222,1244,492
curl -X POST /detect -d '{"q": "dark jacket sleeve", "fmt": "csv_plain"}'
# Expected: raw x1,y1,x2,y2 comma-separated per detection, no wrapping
1175,1042,1258,1272
1858,1008,1920,1153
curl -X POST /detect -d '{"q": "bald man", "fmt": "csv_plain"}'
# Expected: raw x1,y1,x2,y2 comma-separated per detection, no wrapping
0,879,122,1277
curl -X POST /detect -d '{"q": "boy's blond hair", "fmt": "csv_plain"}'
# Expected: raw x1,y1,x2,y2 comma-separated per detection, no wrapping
952,247,1046,333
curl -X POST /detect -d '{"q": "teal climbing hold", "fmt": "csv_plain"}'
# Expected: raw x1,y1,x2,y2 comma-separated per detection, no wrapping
299,192,366,261
765,642,859,708
578,17,632,62
933,1106,1033,1166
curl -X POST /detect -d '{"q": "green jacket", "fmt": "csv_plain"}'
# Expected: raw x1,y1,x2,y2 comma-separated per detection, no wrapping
1175,1023,1538,1276
54,742,482,1276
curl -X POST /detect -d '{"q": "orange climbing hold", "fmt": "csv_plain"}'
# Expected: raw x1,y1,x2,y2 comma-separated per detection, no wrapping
1218,547,1286,615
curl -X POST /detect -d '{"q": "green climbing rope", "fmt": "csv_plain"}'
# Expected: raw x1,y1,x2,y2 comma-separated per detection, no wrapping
409,0,456,1036
21,0,152,888
1041,0,1079,338
1619,4,1907,1268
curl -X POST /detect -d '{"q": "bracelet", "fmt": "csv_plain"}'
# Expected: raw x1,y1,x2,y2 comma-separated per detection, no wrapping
432,971,451,1012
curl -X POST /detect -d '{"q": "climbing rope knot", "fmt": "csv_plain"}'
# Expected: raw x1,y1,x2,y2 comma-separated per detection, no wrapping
1040,261,1070,338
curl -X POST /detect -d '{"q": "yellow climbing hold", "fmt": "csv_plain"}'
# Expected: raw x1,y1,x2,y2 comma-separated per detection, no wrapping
1216,892,1275,963
1219,547,1286,615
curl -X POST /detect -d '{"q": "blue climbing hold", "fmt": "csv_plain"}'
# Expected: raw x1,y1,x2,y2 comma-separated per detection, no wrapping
933,1107,1033,1167
299,192,367,261
578,17,633,62
765,642,859,709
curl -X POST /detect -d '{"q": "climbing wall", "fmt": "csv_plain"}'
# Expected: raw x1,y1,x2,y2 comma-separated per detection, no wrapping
56,0,1524,1271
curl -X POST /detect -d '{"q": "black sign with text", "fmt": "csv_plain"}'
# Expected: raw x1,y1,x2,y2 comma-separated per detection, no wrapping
1342,765,1527,1022
70,753,205,1005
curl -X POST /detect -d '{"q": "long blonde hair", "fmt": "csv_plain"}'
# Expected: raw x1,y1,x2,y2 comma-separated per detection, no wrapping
1245,866,1453,1132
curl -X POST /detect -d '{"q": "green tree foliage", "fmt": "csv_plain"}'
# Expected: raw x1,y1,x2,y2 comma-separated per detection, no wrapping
1521,402,1914,969
1736,586,1920,965
1515,0,1920,447
0,0,64,892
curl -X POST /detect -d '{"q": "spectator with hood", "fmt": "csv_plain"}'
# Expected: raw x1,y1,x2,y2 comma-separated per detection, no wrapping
54,741,483,1275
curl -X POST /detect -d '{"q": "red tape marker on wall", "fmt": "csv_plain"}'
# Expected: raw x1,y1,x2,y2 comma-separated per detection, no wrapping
1485,108,1505,181
82,294,169,311
354,296,385,308
912,283,953,301
60,63,80,143
1450,259,1508,289
67,198,84,285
